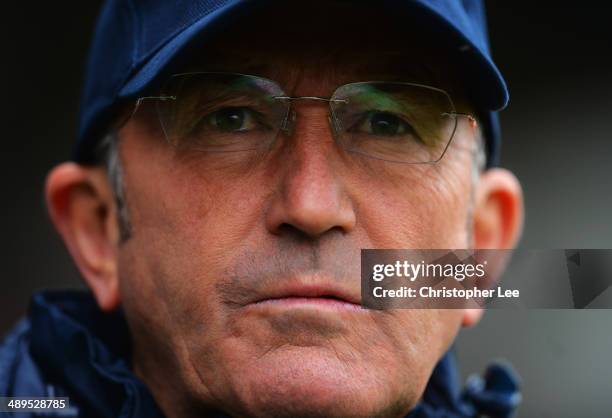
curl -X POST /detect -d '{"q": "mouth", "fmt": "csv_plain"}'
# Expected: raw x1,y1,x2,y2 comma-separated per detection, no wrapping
247,279,364,312
252,295,364,312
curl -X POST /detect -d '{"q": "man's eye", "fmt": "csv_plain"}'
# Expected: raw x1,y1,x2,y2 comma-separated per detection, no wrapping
354,111,413,136
206,107,258,132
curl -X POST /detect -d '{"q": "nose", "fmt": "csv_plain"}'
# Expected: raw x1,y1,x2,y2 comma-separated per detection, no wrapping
265,106,356,238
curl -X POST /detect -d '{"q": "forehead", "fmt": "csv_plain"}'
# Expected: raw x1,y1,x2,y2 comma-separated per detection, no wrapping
180,2,464,96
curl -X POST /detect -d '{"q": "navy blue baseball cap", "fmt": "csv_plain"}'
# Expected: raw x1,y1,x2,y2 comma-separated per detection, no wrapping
76,0,508,167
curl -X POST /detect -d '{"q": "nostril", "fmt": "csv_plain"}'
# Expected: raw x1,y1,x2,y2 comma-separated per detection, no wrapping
274,223,318,242
275,222,349,241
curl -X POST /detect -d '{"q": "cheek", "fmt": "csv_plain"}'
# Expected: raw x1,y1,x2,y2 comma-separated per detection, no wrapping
122,155,269,297
117,148,272,335
354,161,472,248
116,158,275,402
388,308,464,392
123,145,270,266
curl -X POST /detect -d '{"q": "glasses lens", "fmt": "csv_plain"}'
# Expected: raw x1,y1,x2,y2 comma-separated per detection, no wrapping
330,82,457,163
157,73,289,152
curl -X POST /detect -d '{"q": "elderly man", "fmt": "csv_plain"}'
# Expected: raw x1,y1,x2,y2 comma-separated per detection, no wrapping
1,1,523,417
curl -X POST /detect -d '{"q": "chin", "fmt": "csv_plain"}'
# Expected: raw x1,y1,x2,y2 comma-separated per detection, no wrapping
224,348,416,418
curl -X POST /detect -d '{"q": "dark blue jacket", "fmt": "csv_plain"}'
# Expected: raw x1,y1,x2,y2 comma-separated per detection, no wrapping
0,291,520,417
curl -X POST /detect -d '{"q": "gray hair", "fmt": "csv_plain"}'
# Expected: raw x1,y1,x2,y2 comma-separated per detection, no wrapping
96,132,132,243
467,129,486,246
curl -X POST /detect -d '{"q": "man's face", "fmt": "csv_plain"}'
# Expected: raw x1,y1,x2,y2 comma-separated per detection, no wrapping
116,6,479,418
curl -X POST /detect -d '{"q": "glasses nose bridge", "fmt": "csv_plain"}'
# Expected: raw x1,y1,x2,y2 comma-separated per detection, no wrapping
275,95,346,139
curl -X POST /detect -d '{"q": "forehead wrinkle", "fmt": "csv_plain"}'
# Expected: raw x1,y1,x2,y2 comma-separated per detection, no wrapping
186,44,446,99
185,48,344,95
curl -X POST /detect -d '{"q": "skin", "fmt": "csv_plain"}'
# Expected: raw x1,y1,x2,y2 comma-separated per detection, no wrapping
45,4,523,418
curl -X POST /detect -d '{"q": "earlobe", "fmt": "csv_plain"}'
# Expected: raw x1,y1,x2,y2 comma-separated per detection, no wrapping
461,308,484,327
472,168,524,250
45,162,121,311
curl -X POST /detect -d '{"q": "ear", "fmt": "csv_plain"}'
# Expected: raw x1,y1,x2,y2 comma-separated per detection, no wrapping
45,162,121,311
461,168,524,327
472,168,524,250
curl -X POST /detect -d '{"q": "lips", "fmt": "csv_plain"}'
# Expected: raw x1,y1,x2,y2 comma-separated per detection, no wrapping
247,276,362,309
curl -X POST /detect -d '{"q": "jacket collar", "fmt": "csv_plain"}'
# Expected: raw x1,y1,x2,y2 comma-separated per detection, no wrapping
29,290,164,418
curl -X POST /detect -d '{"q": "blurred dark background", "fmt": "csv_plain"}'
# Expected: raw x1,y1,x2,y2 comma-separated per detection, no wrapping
1,2,611,417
